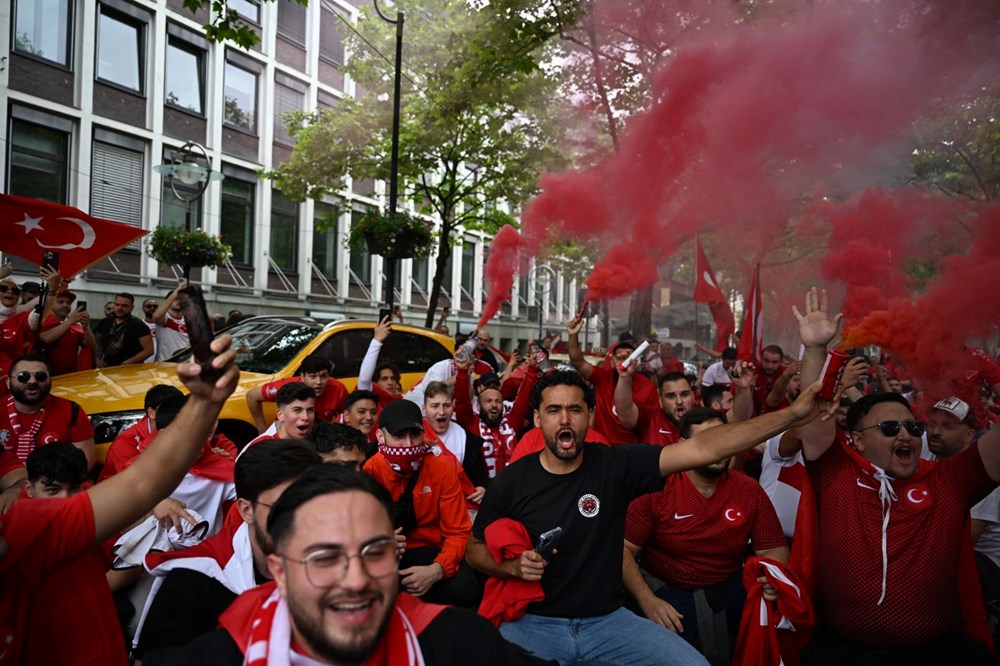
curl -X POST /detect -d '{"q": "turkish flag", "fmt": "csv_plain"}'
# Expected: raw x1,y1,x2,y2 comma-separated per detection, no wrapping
693,237,736,351
0,194,147,278
737,263,763,364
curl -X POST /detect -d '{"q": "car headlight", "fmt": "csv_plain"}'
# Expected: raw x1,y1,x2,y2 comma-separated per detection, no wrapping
90,410,146,444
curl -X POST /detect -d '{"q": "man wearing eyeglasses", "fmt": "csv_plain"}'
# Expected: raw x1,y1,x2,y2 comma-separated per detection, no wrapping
0,354,96,469
143,465,550,665
0,268,61,376
795,288,999,663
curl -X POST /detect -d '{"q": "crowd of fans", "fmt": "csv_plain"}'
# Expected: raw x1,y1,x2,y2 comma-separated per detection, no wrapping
1,266,999,666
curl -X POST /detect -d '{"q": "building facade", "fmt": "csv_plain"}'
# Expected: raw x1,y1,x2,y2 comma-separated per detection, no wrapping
1,0,595,351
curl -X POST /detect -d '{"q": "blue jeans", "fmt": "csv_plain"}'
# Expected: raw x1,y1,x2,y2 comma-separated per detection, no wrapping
499,607,709,666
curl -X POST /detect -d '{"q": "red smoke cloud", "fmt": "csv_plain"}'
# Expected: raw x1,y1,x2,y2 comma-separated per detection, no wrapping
480,0,1000,386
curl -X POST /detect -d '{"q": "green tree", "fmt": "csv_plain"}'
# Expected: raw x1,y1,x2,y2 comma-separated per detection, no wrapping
266,0,569,326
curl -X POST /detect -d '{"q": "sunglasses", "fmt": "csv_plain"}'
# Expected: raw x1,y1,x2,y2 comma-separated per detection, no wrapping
0,285,22,296
857,420,926,438
15,371,49,383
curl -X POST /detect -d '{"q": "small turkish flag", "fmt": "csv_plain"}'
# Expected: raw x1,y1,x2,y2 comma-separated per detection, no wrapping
737,263,763,364
693,237,736,351
0,194,147,277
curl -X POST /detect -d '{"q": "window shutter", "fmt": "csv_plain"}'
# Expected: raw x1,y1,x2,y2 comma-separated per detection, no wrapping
91,141,144,248
274,83,304,146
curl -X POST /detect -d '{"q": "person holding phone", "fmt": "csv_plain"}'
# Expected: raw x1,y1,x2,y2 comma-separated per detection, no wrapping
38,290,96,375
152,279,190,361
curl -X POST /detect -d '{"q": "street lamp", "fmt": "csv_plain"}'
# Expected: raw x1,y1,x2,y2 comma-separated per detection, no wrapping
371,0,404,315
154,141,223,234
529,264,555,341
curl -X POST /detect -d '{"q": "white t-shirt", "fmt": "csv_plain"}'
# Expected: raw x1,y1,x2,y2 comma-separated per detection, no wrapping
972,486,1000,567
156,314,189,361
701,361,732,387
436,419,468,465
144,319,157,361
759,432,804,538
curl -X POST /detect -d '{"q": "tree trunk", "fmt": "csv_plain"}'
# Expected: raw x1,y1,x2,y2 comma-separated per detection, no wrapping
628,285,653,340
424,218,453,328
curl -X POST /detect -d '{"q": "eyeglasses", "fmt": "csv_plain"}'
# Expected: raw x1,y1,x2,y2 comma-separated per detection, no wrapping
15,371,49,383
856,420,926,438
281,537,399,588
0,285,22,296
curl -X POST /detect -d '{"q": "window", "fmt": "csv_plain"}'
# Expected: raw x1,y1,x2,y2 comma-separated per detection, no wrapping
273,83,304,146
412,257,429,290
7,116,70,203
160,177,203,229
349,210,371,285
220,179,255,265
228,0,260,23
312,203,338,277
224,61,257,132
165,39,204,114
277,0,306,44
14,0,73,67
270,191,298,271
96,5,144,92
312,329,451,379
319,4,345,65
461,241,476,296
91,135,144,243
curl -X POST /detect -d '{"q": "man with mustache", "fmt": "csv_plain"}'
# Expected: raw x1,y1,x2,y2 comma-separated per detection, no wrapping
615,370,696,446
145,465,551,665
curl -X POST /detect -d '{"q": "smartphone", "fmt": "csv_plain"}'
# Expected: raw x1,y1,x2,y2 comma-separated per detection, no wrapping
176,285,221,382
77,301,87,311
42,250,60,271
378,307,393,324
534,526,562,561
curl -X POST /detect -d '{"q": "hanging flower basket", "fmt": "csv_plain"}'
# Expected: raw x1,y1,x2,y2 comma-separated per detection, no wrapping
347,209,434,259
147,225,232,271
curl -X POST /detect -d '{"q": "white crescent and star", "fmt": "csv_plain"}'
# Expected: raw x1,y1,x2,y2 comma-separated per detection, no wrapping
906,488,928,504
724,508,742,522
17,213,97,250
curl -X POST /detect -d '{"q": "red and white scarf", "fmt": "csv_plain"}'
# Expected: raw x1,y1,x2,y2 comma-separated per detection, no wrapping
6,394,45,461
222,584,445,666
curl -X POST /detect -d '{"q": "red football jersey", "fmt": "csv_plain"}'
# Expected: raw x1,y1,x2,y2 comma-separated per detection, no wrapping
636,406,682,446
625,470,785,588
588,364,659,444
808,440,997,652
261,376,348,422
40,313,88,376
0,395,94,463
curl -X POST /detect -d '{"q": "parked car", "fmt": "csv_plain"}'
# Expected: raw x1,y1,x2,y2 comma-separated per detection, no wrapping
51,316,454,462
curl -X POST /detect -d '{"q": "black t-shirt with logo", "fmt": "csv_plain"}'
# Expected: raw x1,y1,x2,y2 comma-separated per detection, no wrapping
95,315,150,366
473,443,662,618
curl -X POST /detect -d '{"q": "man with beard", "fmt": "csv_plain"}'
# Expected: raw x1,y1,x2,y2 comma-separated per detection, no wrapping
364,400,478,607
0,354,96,468
567,315,660,443
623,407,788,665
796,288,998,663
37,289,95,376
94,292,154,367
0,267,60,376
423,381,489,503
144,465,551,665
134,440,321,662
466,369,823,665
615,371,696,446
749,345,786,415
455,354,537,477
248,356,348,432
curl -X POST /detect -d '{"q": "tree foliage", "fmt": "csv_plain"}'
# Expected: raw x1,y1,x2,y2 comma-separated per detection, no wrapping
266,0,572,326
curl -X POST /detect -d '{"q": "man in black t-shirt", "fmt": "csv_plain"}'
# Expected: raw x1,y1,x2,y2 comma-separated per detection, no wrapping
94,292,153,367
467,370,823,665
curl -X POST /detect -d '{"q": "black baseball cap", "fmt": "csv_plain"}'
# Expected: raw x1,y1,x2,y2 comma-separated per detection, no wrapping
379,399,424,435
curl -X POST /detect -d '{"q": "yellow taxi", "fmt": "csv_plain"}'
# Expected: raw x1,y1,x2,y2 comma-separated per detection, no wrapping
51,316,454,462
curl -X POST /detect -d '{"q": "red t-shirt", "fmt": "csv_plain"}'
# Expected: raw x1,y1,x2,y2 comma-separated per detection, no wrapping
625,471,785,588
636,406,682,446
587,364,659,444
260,377,348,422
808,440,997,652
0,446,23,479
0,493,128,666
754,370,783,416
98,416,153,482
0,395,94,463
0,312,37,377
40,313,88,376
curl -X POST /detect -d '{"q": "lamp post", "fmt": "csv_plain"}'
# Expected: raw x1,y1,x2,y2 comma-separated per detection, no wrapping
372,0,404,315
529,264,555,341
154,141,223,279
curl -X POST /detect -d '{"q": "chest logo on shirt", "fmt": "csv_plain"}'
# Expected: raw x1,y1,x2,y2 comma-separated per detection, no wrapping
904,483,933,510
41,433,59,445
578,493,600,518
723,506,746,525
0,430,8,447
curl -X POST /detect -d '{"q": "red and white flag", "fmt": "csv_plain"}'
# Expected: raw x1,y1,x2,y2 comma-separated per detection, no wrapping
737,263,763,364
693,237,736,352
0,194,147,277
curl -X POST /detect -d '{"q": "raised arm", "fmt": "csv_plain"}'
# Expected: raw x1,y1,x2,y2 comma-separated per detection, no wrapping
766,361,800,408
659,380,825,476
729,362,756,423
794,288,844,461
507,359,539,434
358,316,391,391
152,279,186,324
87,336,239,544
453,358,476,429
246,385,268,433
566,316,594,380
613,362,641,431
